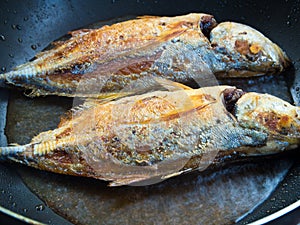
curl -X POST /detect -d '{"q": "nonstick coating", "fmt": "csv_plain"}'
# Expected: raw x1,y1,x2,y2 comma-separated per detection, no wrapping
0,0,300,224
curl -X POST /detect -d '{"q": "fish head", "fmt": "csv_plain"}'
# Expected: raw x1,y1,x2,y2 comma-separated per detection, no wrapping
210,22,291,77
232,90,300,150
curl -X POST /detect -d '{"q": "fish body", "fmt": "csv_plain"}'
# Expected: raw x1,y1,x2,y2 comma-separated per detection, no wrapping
0,13,290,97
1,82,299,186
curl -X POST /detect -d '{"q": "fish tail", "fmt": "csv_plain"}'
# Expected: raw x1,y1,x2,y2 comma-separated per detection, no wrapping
0,139,68,158
0,64,41,84
0,144,30,157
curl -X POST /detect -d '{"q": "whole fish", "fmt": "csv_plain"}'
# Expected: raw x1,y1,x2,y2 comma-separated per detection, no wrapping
1,80,299,186
0,13,290,97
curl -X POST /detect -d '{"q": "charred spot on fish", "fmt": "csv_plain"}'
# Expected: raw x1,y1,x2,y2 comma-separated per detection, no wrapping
211,43,218,48
235,39,250,56
256,112,294,135
222,88,245,114
235,40,262,61
199,15,217,39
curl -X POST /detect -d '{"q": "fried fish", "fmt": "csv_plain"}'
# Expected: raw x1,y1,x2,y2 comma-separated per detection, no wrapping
0,13,290,97
1,81,299,186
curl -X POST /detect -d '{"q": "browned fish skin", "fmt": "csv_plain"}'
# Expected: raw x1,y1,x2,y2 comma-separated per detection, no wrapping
1,83,299,186
0,13,290,97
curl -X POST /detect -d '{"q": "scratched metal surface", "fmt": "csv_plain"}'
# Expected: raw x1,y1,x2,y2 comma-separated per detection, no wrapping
1,0,300,225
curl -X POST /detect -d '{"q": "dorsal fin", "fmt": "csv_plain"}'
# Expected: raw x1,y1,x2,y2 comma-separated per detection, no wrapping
136,15,160,20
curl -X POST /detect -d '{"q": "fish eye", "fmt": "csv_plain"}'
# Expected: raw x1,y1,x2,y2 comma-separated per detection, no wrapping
199,15,217,39
221,88,245,114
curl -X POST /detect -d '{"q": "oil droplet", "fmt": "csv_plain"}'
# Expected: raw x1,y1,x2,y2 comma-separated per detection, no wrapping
11,24,16,30
0,35,5,41
35,204,45,211
8,53,14,58
23,208,28,213
12,202,16,207
18,37,22,43
4,20,8,24
16,25,21,30
1,189,5,194
287,21,291,26
24,17,28,21
31,44,37,50
1,67,6,72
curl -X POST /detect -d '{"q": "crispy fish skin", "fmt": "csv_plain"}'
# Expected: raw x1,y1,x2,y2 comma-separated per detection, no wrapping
0,13,290,97
1,83,299,186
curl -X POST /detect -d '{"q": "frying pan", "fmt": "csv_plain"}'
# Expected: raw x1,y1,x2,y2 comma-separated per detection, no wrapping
0,0,300,224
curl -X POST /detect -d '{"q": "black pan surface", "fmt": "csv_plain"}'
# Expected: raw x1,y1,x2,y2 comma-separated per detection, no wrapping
0,0,300,224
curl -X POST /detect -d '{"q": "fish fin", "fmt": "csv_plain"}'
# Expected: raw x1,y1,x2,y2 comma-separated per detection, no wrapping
136,15,160,19
0,144,29,156
153,78,193,91
161,168,193,179
68,29,93,37
82,92,133,109
108,175,164,187
58,92,132,125
108,177,149,186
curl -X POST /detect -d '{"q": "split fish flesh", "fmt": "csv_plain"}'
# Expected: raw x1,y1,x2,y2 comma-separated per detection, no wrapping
1,80,299,186
0,13,290,97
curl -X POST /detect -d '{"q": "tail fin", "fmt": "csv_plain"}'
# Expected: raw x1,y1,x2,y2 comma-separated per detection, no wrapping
0,72,8,87
1,140,63,159
0,63,40,85
0,144,30,156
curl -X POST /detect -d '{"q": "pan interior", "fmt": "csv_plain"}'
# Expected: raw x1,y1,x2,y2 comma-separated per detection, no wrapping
1,0,300,223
